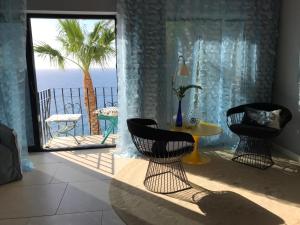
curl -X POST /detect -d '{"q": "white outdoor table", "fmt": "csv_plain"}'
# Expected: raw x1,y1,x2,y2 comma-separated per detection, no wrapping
45,114,82,123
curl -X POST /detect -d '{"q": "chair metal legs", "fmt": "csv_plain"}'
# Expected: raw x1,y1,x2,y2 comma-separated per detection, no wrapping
232,136,274,169
144,157,191,194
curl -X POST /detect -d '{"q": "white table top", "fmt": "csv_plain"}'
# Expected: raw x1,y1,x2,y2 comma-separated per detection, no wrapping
45,114,82,123
94,107,118,116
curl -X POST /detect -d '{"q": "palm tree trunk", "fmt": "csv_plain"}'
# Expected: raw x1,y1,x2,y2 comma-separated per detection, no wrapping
83,70,100,135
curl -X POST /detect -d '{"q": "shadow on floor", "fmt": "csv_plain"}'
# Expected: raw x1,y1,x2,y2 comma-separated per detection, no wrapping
166,182,285,225
184,150,300,205
110,179,284,225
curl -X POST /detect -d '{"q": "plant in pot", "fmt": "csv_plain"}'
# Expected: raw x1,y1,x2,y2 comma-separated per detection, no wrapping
172,85,202,127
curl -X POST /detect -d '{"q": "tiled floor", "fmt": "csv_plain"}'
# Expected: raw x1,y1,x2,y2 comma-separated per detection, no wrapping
1,148,298,225
0,148,127,225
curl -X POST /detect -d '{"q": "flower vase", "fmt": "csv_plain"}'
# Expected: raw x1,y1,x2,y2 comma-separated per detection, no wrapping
175,100,183,127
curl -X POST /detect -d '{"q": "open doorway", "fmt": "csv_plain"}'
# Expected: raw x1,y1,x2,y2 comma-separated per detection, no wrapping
27,14,118,151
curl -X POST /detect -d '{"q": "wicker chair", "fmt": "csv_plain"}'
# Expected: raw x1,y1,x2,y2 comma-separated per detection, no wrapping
227,103,292,169
127,118,194,194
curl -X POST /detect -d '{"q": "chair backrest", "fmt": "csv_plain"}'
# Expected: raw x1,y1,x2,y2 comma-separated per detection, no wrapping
227,102,292,128
64,103,81,114
44,92,51,119
104,101,118,107
127,118,194,157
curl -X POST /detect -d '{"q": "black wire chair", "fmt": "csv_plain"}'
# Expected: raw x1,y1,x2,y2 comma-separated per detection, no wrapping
127,118,195,194
227,103,292,169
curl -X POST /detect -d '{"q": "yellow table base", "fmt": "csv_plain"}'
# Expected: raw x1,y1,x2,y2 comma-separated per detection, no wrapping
182,136,211,165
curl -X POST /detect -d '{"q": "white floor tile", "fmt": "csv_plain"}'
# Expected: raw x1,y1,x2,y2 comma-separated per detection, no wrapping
0,218,29,225
0,149,125,224
50,163,110,184
57,180,111,214
28,211,101,225
0,183,67,219
102,210,126,225
1,163,58,188
29,152,69,165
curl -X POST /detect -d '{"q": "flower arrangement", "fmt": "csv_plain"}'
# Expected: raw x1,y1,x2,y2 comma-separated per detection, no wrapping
173,84,202,127
172,85,202,100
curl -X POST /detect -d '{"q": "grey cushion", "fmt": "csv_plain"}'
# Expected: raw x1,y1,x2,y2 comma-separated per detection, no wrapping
244,108,282,130
0,144,22,185
0,124,22,185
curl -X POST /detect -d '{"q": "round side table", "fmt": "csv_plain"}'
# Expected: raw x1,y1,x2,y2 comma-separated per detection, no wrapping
172,121,222,165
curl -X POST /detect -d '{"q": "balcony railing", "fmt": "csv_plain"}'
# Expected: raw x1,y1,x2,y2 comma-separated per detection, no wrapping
38,87,118,148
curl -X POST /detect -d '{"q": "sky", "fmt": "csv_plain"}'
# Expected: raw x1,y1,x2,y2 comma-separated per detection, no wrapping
31,18,116,70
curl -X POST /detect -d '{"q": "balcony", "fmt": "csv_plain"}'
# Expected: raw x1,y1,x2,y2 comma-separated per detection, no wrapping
38,87,118,149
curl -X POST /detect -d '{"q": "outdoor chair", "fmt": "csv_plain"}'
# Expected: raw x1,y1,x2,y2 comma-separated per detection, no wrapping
127,118,194,194
45,102,82,146
227,103,292,169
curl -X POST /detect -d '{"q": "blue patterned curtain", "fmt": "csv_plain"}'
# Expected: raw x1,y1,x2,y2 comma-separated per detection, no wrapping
117,0,280,154
0,0,33,170
166,0,280,147
117,0,167,156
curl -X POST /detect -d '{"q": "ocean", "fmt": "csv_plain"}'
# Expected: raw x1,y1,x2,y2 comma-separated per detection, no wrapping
36,68,117,91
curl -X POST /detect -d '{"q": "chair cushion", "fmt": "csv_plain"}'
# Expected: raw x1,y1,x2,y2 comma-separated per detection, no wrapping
0,144,22,185
150,141,193,158
242,107,281,130
229,124,280,138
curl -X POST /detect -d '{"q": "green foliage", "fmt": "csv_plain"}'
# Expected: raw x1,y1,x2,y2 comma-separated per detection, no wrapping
33,19,115,72
34,43,65,69
57,19,84,54
172,85,202,100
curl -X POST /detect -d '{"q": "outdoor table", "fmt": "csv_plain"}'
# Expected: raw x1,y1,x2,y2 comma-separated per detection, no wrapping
45,114,82,144
95,107,118,144
98,114,118,144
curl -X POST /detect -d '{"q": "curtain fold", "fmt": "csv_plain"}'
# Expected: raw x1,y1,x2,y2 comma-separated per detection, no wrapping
117,0,280,155
0,0,33,170
166,0,280,147
117,0,167,156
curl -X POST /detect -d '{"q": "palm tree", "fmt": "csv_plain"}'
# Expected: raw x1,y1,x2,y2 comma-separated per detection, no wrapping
34,19,115,135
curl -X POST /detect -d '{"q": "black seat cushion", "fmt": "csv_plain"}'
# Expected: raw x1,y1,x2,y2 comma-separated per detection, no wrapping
151,141,168,157
229,124,280,138
150,141,193,158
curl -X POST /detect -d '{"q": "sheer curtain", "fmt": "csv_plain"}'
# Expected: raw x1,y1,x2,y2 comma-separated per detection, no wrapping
0,0,33,170
166,0,280,147
117,0,280,155
117,0,167,156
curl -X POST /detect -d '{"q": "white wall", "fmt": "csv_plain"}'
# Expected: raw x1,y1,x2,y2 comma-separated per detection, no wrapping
273,0,300,155
27,0,116,13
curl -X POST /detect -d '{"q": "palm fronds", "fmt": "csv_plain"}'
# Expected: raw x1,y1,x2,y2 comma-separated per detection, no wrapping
34,19,115,71
34,43,65,68
57,19,84,53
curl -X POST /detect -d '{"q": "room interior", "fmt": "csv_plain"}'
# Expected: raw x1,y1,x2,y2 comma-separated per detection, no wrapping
0,0,300,225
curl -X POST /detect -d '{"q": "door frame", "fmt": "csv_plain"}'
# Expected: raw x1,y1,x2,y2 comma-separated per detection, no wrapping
26,13,117,152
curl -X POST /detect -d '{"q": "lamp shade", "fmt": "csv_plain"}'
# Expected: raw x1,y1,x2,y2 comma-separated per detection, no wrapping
179,63,189,76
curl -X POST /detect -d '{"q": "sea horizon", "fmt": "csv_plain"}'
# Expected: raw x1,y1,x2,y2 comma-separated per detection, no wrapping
36,68,117,91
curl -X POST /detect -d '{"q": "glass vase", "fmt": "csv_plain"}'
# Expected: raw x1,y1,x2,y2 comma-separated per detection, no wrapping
175,100,183,127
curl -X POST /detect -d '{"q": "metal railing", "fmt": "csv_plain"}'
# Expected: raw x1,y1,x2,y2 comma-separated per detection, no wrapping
38,87,118,147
